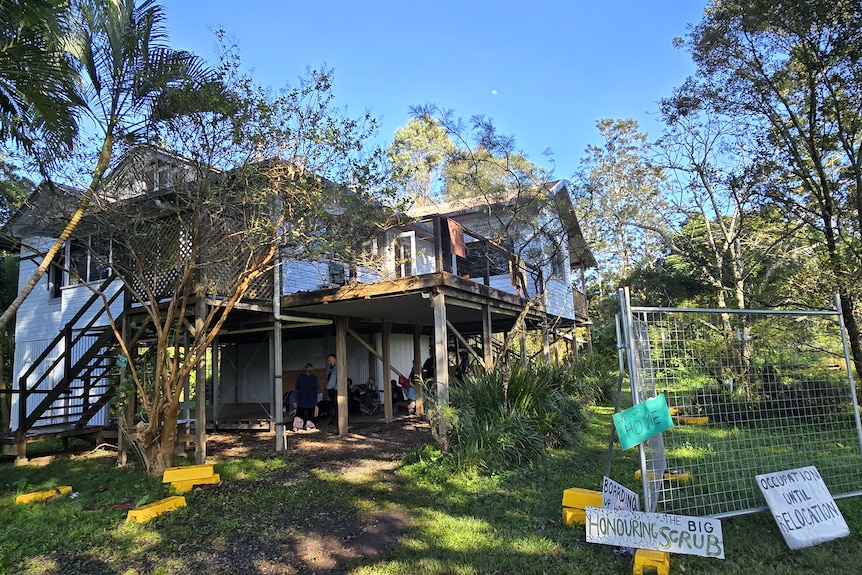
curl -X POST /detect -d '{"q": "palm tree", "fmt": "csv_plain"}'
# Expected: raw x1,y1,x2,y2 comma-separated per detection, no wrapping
0,0,80,157
0,0,209,331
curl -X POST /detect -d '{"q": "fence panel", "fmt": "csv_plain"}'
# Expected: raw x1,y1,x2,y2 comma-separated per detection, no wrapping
620,292,862,518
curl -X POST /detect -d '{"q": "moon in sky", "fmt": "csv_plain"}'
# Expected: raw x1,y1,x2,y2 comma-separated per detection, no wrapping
491,90,497,96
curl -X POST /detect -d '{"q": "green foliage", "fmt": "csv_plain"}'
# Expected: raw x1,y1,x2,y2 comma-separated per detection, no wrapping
3,412,862,574
429,363,589,473
0,0,80,161
562,354,619,406
680,0,862,373
386,114,455,203
572,118,667,284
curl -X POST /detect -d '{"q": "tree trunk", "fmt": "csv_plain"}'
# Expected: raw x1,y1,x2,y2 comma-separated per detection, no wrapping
142,403,180,476
839,292,862,382
0,134,114,332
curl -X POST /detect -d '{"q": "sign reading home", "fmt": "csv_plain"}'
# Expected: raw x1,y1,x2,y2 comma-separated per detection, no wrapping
586,507,724,559
756,465,849,550
602,476,639,512
612,394,674,450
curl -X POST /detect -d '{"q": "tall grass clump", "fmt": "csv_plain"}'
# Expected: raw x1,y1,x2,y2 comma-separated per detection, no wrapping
436,363,588,473
559,353,619,405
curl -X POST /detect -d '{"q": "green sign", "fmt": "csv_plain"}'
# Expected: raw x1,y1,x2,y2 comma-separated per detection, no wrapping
613,394,673,450
115,354,128,369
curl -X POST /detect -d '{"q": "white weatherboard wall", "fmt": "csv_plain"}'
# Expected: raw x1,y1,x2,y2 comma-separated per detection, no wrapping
544,277,576,320
11,236,123,429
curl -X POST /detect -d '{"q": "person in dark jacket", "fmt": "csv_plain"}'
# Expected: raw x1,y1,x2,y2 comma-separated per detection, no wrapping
293,363,319,430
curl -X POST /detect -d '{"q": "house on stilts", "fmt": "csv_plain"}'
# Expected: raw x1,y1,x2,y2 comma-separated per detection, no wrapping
0,149,595,461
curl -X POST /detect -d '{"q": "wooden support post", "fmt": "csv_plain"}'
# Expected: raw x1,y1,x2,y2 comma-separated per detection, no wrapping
273,319,285,451
433,215,444,274
432,291,448,440
212,339,220,431
336,318,348,435
382,321,393,423
482,303,493,370
519,320,528,367
117,310,131,466
413,325,425,416
195,294,207,463
542,317,551,364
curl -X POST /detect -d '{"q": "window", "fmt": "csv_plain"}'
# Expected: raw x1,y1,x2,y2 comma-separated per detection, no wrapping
67,235,112,285
395,232,415,278
47,252,63,299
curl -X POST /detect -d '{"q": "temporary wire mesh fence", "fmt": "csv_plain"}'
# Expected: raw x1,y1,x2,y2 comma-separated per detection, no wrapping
620,295,862,518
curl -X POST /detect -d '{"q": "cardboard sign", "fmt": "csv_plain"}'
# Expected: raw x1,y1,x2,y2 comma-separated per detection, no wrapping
756,466,849,550
612,394,674,450
602,476,640,512
586,507,724,559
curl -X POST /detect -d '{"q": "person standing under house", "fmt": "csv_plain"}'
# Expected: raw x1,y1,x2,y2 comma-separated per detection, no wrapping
325,353,338,424
293,363,319,430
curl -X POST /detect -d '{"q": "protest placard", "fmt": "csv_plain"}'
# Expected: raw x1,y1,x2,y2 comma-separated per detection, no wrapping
756,465,849,550
586,507,724,559
612,394,673,450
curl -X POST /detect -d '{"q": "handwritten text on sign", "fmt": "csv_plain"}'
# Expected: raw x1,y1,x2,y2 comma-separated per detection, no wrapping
586,507,724,559
602,476,639,512
756,465,849,550
612,394,673,450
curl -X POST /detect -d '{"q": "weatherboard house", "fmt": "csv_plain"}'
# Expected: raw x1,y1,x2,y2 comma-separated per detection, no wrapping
1,151,594,458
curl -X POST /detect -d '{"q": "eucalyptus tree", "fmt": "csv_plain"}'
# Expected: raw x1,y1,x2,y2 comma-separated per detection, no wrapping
0,0,208,332
571,119,667,287
652,99,813,312
680,0,862,375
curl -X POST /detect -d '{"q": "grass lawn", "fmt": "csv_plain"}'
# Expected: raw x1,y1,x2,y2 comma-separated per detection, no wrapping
1,406,861,574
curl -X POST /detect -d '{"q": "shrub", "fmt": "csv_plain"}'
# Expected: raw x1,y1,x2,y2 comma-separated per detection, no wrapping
429,363,588,473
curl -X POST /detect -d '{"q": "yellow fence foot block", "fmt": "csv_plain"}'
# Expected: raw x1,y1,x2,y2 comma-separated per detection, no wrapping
664,471,691,483
562,488,602,526
674,415,709,425
15,486,72,504
171,473,221,494
563,506,586,526
633,549,670,575
126,495,187,523
162,463,214,484
635,469,692,484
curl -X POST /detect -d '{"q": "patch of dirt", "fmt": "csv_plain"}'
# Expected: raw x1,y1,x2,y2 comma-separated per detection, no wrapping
193,417,432,574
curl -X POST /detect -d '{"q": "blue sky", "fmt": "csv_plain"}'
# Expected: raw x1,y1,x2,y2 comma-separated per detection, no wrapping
161,0,708,179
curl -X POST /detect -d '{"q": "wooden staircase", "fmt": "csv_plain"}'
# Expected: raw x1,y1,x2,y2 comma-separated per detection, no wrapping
2,278,141,458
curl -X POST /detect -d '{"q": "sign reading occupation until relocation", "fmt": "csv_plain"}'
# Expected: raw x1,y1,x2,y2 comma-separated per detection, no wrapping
586,507,725,559
756,465,849,550
612,393,674,450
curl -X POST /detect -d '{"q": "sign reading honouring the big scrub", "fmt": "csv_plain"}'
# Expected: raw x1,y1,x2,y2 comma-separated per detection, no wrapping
612,394,674,450
586,507,725,559
756,465,849,550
